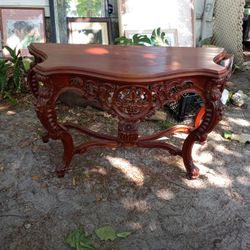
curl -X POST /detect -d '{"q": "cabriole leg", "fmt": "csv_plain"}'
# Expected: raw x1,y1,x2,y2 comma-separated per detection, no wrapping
182,83,224,179
56,132,74,177
35,80,75,176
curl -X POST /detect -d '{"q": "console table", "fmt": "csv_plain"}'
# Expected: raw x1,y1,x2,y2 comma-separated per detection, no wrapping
28,43,232,179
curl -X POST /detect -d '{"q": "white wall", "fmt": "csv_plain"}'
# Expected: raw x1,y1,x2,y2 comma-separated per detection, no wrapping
0,0,50,16
118,0,195,47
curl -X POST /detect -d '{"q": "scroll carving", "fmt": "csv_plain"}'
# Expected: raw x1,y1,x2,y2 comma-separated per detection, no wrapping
35,74,54,107
34,74,65,140
151,80,194,109
29,72,230,178
69,76,99,99
198,78,225,135
98,83,116,112
28,70,39,97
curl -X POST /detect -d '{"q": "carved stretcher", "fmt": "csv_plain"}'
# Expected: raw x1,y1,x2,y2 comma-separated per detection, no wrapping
28,43,232,179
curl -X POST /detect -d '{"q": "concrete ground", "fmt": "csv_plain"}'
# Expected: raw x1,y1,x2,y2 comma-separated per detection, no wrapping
0,68,250,250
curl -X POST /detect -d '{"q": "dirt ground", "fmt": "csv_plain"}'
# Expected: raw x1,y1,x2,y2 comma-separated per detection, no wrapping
0,62,250,249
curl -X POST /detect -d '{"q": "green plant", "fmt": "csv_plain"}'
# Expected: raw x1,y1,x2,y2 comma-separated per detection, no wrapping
0,46,32,104
115,34,152,46
200,37,213,46
66,0,103,17
95,225,131,241
158,120,174,130
65,225,131,249
65,228,93,250
115,27,169,47
150,28,169,46
0,58,10,93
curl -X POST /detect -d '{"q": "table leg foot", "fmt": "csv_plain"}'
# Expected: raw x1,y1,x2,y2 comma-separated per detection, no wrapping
56,167,66,177
186,165,200,179
182,132,201,179
42,133,50,143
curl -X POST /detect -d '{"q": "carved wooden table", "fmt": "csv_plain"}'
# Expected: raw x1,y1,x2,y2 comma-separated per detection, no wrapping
28,43,232,179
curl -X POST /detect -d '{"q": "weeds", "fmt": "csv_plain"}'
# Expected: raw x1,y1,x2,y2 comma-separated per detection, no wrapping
65,225,131,250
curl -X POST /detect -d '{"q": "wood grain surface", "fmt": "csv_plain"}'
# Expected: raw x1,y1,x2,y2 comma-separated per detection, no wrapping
28,43,228,82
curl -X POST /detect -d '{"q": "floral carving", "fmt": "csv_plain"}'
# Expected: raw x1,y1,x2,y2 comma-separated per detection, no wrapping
64,77,198,121
112,86,152,120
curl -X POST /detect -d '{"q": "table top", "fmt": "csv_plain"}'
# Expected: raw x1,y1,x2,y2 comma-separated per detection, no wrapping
29,43,230,83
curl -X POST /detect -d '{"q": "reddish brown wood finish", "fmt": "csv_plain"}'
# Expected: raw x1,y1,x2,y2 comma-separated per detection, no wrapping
28,43,232,179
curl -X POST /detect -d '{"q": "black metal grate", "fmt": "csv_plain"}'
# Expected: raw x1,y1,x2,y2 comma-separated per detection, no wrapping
165,93,203,122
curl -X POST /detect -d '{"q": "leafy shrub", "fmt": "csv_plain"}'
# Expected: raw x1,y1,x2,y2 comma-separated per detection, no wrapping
115,33,152,46
115,27,169,46
0,46,32,104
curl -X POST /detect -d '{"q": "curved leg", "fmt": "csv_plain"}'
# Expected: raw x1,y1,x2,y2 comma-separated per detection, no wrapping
56,132,74,177
182,84,224,179
37,106,75,176
182,133,200,179
35,82,75,176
